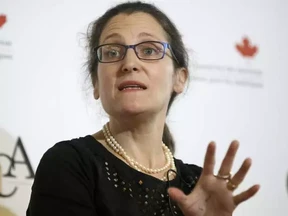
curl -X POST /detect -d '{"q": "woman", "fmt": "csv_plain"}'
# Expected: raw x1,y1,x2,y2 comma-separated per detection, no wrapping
26,1,259,216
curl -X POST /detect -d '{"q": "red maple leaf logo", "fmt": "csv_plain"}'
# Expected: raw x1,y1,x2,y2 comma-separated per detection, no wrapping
0,14,7,28
236,37,258,58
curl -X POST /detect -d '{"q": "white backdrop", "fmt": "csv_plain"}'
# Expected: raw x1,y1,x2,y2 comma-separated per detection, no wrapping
1,0,288,215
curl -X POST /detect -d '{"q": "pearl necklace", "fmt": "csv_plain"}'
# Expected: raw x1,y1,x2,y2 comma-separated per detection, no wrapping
102,123,176,181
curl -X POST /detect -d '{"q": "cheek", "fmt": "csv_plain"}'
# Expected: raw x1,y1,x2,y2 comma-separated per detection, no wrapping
153,64,174,91
97,65,116,97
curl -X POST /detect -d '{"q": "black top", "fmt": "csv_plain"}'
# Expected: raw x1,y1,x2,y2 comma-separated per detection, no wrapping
26,135,202,216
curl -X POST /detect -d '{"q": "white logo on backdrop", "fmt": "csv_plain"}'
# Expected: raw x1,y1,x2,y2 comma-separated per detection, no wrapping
0,14,13,61
193,36,263,88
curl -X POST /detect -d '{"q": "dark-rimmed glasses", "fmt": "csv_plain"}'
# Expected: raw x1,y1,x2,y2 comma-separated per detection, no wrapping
93,41,179,64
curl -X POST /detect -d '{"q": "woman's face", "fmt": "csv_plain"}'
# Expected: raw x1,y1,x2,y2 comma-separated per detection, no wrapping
95,12,187,117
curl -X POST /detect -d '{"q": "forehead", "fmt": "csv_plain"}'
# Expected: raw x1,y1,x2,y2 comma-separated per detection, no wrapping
100,12,168,43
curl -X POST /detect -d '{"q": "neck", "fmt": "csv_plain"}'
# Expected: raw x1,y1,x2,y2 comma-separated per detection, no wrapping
108,113,167,169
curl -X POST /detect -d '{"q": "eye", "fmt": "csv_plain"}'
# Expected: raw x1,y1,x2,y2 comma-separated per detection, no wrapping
142,48,156,55
105,49,121,58
137,42,164,58
102,45,123,59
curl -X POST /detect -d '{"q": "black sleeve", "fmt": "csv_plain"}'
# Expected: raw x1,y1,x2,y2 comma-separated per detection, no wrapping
187,164,202,178
26,141,97,216
175,161,203,195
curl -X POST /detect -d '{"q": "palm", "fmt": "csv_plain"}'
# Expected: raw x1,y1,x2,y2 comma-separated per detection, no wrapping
168,141,259,216
189,176,235,216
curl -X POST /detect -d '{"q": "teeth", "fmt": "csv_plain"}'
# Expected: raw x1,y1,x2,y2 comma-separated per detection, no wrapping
123,86,142,90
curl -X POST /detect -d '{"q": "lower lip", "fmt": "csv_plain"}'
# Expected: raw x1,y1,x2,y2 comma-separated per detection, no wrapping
120,88,145,92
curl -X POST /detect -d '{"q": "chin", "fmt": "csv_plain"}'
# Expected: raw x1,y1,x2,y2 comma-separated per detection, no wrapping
116,101,158,117
119,105,147,116
106,99,162,118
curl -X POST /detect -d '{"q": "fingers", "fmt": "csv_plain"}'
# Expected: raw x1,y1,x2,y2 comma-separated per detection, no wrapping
233,185,260,205
231,158,259,205
202,142,216,176
229,158,252,187
218,140,239,176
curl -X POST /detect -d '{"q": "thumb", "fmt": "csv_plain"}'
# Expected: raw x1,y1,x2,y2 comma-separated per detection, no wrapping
168,187,188,206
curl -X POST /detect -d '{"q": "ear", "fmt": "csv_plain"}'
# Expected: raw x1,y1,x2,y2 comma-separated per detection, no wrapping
93,82,100,100
173,68,188,94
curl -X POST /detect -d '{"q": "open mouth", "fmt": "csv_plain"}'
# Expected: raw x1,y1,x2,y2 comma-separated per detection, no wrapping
118,82,147,91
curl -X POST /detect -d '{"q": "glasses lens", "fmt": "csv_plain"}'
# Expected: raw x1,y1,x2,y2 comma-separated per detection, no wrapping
136,42,165,60
97,44,126,62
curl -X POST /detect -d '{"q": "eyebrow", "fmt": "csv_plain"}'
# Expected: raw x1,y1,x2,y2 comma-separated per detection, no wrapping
137,32,161,40
102,32,161,43
102,33,123,43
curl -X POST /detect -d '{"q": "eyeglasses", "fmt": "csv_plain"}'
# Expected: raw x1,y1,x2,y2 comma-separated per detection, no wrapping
93,41,178,63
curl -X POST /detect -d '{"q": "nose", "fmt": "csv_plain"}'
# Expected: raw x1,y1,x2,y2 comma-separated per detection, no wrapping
121,48,140,73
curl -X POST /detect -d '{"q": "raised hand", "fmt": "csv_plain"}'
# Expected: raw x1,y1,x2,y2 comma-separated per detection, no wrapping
168,141,260,216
